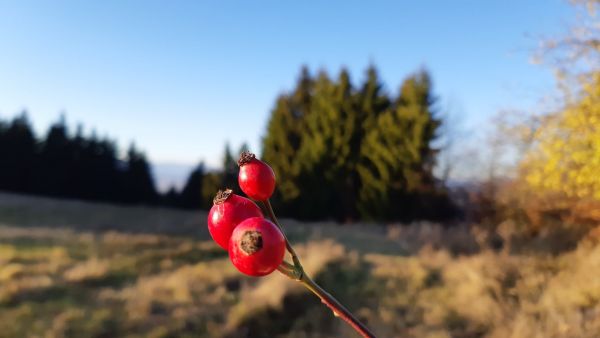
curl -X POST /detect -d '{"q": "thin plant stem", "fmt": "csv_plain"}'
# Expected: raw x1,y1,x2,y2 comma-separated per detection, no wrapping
299,272,376,338
262,199,302,270
266,199,377,337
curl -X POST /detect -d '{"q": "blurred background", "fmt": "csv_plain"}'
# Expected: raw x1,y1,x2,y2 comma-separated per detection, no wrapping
1,1,600,337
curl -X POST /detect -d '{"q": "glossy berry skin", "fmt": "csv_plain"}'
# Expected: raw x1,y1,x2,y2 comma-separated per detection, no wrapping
208,190,263,250
228,217,285,277
238,152,276,201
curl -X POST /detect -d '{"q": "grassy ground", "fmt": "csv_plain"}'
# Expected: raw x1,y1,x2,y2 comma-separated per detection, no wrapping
1,192,599,338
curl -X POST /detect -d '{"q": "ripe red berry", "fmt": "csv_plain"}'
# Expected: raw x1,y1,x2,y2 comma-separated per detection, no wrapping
238,151,276,201
228,217,286,277
207,189,263,250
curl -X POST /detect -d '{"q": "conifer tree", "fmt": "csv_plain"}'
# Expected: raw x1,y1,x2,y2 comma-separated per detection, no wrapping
262,66,314,214
38,116,71,196
67,124,86,198
299,69,360,220
179,162,205,209
354,67,393,219
261,65,452,221
93,137,121,201
221,143,238,192
124,144,157,204
238,142,250,155
162,186,180,208
358,69,440,219
0,113,37,193
202,171,222,209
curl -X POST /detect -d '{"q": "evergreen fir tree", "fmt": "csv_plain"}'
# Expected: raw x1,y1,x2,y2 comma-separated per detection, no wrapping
124,143,157,204
221,143,238,192
261,65,453,221
179,162,205,209
162,186,180,208
298,69,360,220
201,171,222,209
67,124,86,198
94,137,121,202
238,142,250,155
38,116,71,197
0,113,37,193
358,69,440,219
262,66,314,215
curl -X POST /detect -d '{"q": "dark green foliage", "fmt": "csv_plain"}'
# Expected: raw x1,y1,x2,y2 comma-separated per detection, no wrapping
179,162,206,209
123,144,158,204
0,113,239,211
0,65,456,220
201,171,222,209
36,115,71,197
0,114,157,206
262,66,456,222
0,113,37,193
161,186,180,208
262,66,314,216
221,143,239,193
358,70,442,220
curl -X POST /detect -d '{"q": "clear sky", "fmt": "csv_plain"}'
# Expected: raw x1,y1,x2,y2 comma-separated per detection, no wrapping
0,1,574,188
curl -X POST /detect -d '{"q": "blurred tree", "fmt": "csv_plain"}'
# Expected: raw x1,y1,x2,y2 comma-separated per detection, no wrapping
262,65,453,221
510,0,600,226
262,66,314,215
161,186,180,208
37,115,71,197
179,162,206,209
67,124,86,198
238,142,250,155
74,130,119,202
93,137,122,202
123,143,157,204
221,142,239,193
358,70,441,220
0,113,166,208
299,69,361,220
522,73,600,201
0,113,37,193
537,0,600,90
355,66,393,219
202,171,222,209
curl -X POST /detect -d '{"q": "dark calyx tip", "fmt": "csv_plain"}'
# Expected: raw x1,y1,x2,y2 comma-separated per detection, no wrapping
213,189,233,205
240,230,263,255
238,151,256,166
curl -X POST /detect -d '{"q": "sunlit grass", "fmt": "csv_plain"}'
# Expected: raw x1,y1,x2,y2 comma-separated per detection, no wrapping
1,192,599,337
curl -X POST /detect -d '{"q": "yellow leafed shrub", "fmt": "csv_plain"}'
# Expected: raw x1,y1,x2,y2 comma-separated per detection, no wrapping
520,73,600,216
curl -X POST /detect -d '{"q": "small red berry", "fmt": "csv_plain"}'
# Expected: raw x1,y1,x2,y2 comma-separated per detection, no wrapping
228,217,286,277
208,189,263,250
238,151,276,201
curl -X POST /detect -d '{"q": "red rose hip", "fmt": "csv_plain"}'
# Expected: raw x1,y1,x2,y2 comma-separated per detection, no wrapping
238,151,276,201
228,217,286,277
208,189,263,250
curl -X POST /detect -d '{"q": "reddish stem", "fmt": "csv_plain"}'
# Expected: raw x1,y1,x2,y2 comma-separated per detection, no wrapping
300,272,376,338
265,198,377,337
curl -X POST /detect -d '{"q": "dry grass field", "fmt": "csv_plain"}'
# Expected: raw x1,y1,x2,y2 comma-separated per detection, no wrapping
1,192,599,338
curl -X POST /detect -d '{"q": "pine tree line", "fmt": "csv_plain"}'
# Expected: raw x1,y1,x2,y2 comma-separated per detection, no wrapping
0,112,248,211
262,65,456,221
0,113,157,204
1,65,458,222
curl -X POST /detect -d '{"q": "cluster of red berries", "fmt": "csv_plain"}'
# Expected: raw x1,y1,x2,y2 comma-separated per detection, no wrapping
208,153,376,337
207,151,286,276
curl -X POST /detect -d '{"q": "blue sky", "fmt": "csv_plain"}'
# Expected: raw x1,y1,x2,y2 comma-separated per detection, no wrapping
0,1,574,189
